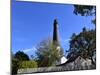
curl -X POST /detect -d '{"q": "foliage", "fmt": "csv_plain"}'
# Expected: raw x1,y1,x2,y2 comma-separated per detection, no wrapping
12,51,30,74
36,38,63,67
14,51,30,61
73,5,96,25
19,61,38,69
72,5,96,65
67,27,96,65
74,5,95,16
12,58,20,74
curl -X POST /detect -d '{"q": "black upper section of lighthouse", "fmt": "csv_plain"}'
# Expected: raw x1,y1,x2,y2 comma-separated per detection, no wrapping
53,19,59,45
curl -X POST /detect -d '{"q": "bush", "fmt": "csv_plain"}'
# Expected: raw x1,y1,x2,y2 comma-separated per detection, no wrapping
12,59,20,74
19,61,38,69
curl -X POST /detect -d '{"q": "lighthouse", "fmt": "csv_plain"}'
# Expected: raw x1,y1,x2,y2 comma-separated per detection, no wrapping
52,19,63,65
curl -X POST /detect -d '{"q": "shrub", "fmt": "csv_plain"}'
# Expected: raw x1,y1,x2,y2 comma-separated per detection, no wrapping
19,61,38,69
12,59,20,74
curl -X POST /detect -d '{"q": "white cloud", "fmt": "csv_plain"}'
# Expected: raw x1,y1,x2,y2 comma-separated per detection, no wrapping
64,39,70,43
61,38,70,44
21,46,37,53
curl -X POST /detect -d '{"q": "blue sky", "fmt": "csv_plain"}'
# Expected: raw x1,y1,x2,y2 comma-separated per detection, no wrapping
12,0,95,58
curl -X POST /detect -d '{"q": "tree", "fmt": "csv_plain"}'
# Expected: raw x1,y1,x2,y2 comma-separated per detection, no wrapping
36,38,62,67
73,5,96,65
12,58,20,74
73,5,96,25
12,52,20,75
12,51,30,74
14,51,30,61
67,28,96,65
